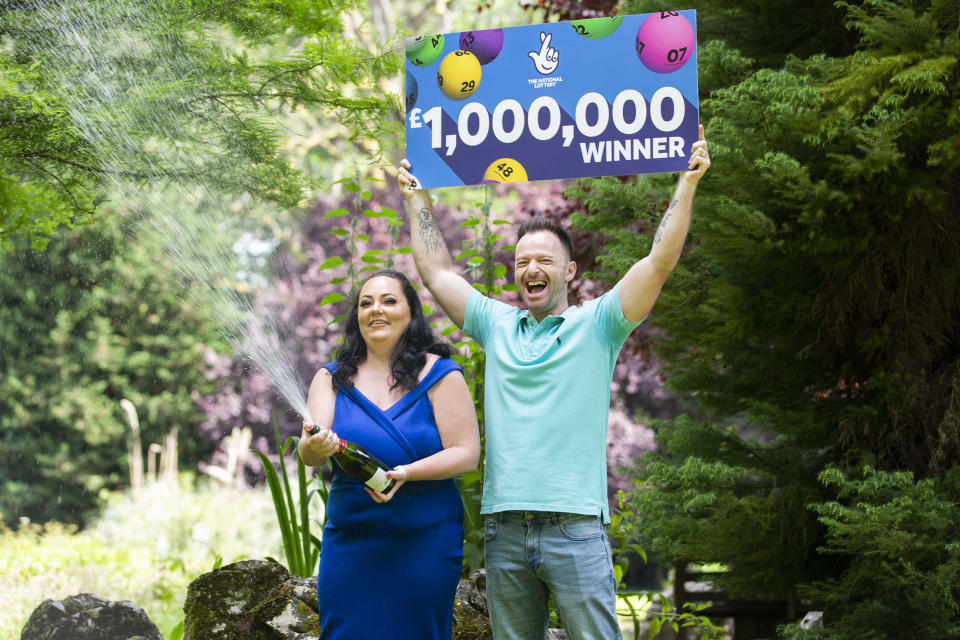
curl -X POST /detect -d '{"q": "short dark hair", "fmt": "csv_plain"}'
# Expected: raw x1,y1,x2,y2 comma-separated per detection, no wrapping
516,217,574,261
332,269,452,392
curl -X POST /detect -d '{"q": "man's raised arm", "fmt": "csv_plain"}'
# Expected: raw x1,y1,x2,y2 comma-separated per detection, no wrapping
617,124,711,322
397,159,474,328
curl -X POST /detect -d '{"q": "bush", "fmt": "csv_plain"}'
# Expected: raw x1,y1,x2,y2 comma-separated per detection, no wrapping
0,477,288,639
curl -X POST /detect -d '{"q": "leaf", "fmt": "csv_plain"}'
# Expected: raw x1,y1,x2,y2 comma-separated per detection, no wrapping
318,256,343,270
328,228,350,236
344,182,360,193
169,620,184,640
319,292,346,306
323,208,349,218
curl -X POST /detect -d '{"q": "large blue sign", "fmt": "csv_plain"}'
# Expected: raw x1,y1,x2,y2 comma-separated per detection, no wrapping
405,10,698,188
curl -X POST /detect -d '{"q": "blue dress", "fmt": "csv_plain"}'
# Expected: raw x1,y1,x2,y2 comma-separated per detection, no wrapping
317,357,465,640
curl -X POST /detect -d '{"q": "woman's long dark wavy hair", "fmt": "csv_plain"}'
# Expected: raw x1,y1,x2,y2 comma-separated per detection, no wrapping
332,269,452,393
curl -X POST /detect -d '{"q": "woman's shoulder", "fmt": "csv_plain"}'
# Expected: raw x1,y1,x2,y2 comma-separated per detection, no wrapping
320,360,339,374
421,354,463,381
419,353,442,381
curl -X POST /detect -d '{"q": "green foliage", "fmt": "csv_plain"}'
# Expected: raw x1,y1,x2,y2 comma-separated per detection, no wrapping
0,217,227,527
572,0,960,636
0,0,401,251
783,466,960,640
253,419,327,578
0,53,99,251
0,478,282,640
622,0,861,68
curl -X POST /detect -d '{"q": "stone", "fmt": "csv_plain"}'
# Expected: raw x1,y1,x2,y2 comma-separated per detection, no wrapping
20,593,162,640
453,569,493,639
800,611,824,629
183,559,319,640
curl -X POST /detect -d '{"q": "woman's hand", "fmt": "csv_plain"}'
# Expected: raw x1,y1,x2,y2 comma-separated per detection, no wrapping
364,465,409,504
299,423,340,466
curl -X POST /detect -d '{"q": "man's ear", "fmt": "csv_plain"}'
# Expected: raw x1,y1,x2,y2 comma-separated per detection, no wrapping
565,260,577,282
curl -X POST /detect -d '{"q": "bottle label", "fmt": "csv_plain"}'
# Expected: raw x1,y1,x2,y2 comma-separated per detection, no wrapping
365,468,391,492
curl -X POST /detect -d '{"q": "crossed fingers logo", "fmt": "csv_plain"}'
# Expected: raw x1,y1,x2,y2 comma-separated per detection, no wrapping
528,31,559,75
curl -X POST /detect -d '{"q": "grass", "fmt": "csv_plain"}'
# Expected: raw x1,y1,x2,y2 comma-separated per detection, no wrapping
0,475,300,640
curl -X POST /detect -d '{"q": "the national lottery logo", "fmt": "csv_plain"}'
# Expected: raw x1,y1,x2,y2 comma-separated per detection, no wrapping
528,32,559,75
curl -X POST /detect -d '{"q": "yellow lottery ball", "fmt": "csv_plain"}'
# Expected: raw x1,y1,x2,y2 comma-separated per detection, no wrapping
436,50,482,101
482,158,528,183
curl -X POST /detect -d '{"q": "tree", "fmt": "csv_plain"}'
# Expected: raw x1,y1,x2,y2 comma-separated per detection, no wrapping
0,0,401,251
623,0,863,68
571,0,960,637
0,215,230,527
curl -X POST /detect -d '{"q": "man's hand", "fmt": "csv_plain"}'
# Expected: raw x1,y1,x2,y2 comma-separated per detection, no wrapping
398,159,430,207
682,124,710,183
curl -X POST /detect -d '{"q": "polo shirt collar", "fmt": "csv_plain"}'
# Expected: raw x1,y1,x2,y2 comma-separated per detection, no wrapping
518,305,575,327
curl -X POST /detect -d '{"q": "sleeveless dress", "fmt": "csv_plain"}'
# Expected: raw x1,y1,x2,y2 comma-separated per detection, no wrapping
316,357,465,640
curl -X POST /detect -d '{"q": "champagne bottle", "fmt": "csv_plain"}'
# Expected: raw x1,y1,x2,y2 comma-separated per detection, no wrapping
305,425,396,493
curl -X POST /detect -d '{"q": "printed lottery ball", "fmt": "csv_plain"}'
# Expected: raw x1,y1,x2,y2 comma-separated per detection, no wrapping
635,12,695,74
570,16,624,39
406,34,444,66
458,28,504,65
482,158,528,183
437,50,482,101
405,71,418,112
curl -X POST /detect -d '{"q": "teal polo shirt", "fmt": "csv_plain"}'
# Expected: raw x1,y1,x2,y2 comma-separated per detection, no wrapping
463,284,641,523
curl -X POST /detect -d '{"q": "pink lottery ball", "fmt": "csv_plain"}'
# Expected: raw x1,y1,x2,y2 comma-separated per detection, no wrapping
635,12,695,74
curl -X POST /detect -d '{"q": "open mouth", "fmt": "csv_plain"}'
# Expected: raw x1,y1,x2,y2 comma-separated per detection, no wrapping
525,280,547,294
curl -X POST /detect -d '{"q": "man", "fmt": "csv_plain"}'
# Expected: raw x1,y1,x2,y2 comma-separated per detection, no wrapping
397,125,710,640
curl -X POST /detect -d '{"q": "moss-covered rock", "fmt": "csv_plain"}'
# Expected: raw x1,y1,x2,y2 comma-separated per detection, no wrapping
20,593,162,640
453,570,492,640
183,559,318,640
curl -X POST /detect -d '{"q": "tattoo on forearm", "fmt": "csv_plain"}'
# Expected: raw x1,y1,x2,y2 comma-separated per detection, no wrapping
654,211,673,244
669,198,679,210
417,207,443,254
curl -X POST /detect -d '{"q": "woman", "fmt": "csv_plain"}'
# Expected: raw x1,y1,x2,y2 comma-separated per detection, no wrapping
299,269,479,640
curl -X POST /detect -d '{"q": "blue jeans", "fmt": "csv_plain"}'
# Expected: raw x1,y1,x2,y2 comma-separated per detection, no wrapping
484,511,620,640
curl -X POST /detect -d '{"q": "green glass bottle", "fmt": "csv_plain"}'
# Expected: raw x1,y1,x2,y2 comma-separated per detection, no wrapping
305,425,396,493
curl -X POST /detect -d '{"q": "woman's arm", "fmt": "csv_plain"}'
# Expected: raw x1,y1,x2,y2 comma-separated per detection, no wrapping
398,369,480,481
298,368,340,467
367,369,479,503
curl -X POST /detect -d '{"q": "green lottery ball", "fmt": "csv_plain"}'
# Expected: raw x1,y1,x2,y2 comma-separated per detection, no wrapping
406,34,444,66
437,50,482,101
570,16,624,39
